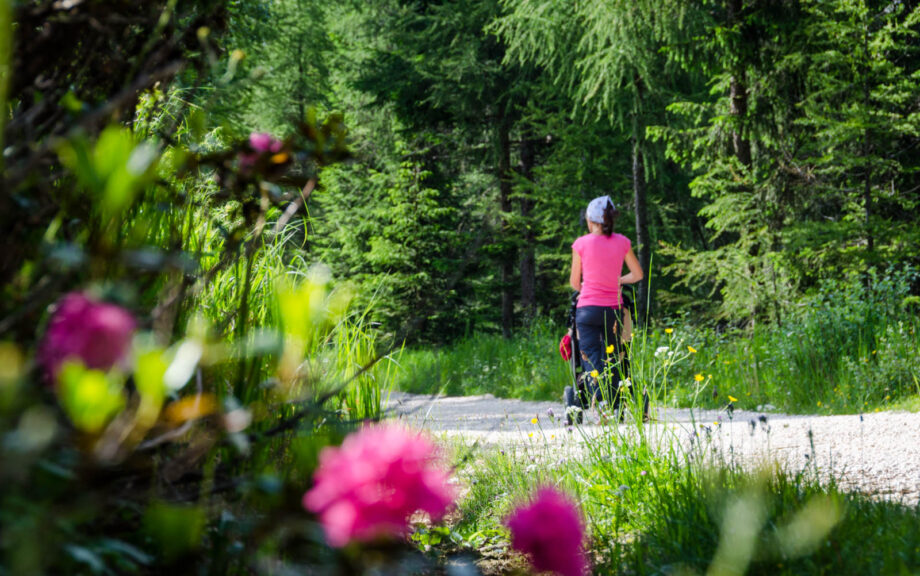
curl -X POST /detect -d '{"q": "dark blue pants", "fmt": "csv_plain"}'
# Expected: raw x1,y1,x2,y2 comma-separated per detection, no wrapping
575,306,630,405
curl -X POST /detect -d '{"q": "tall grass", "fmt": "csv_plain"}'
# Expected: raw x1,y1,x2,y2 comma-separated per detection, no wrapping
394,318,570,400
397,269,920,414
642,268,920,414
453,385,920,575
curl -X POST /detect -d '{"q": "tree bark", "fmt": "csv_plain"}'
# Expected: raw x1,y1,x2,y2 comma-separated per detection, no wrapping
518,128,537,321
632,134,650,325
498,115,515,338
728,0,752,168
631,76,651,324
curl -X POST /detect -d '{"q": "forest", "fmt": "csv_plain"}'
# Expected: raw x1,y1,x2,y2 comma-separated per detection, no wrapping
2,0,920,574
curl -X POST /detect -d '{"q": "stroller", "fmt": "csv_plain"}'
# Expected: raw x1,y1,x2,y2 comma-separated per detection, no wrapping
561,289,646,425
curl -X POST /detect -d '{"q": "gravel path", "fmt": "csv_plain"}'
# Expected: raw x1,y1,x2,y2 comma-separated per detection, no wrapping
387,391,920,505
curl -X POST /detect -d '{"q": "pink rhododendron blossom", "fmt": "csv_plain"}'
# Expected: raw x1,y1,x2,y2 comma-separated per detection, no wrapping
302,424,457,547
38,293,136,384
505,487,590,576
239,132,283,170
249,132,283,154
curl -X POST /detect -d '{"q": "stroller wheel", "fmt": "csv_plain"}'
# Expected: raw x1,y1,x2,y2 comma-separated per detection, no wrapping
564,386,584,425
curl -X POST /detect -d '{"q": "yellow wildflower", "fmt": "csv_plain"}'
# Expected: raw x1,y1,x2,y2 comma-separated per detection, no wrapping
590,370,599,379
665,328,673,334
728,395,738,403
529,432,534,438
531,417,538,424
688,345,697,354
817,401,822,407
606,344,614,354
694,374,704,382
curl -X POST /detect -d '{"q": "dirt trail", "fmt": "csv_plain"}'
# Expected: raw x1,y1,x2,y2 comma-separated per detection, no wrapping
387,391,920,505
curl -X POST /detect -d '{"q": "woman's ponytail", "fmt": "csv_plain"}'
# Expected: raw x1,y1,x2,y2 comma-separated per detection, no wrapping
601,200,619,236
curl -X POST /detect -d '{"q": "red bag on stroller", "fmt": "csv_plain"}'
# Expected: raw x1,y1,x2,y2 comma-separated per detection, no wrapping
559,332,573,361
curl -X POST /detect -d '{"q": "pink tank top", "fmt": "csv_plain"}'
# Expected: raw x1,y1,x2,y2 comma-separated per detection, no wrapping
572,233,631,308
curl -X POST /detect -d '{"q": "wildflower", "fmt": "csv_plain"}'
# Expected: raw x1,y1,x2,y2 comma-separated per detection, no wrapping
640,470,647,476
688,345,697,354
302,424,456,547
605,344,614,354
531,417,539,424
885,395,891,401
694,374,704,382
655,346,669,357
665,328,673,334
728,395,738,403
506,488,590,576
38,293,136,385
249,132,283,154
546,408,555,419
590,370,599,379
817,401,822,407
239,132,284,171
529,433,534,438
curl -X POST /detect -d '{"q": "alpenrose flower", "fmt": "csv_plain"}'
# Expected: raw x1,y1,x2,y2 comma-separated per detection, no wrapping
38,293,136,384
302,424,457,547
239,132,283,170
506,487,590,576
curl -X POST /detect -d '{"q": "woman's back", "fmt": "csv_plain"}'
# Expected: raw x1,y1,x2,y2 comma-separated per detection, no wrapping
572,232,631,308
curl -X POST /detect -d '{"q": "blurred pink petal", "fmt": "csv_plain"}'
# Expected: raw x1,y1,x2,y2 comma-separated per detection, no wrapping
506,487,590,576
303,424,457,547
38,293,135,384
248,132,283,153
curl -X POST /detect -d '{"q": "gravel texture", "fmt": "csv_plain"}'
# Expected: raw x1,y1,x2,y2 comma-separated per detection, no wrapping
387,391,920,505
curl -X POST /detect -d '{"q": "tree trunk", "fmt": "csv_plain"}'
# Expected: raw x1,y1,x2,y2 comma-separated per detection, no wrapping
728,0,752,168
518,129,537,321
862,25,873,255
632,135,650,325
631,77,651,324
498,115,515,338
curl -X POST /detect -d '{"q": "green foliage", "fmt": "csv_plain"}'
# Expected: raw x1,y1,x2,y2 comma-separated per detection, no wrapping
457,415,920,576
643,267,920,413
394,319,570,400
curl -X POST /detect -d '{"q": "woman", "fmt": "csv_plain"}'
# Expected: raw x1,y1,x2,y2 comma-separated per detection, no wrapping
569,195,645,420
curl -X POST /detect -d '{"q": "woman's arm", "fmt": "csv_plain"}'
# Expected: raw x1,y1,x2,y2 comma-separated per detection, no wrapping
619,248,644,285
570,249,582,292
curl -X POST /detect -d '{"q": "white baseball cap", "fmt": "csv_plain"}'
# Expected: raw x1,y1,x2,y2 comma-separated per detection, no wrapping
586,196,614,224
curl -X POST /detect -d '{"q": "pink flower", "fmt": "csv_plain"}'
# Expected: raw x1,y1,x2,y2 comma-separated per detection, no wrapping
38,293,136,384
303,424,457,547
505,488,590,576
249,132,283,154
239,132,283,171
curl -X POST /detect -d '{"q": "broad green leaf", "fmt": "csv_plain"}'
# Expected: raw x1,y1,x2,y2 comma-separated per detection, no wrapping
57,362,125,434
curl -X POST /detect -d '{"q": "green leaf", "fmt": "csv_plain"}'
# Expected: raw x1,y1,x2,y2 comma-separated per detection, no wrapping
57,362,125,434
134,348,168,405
143,503,206,561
